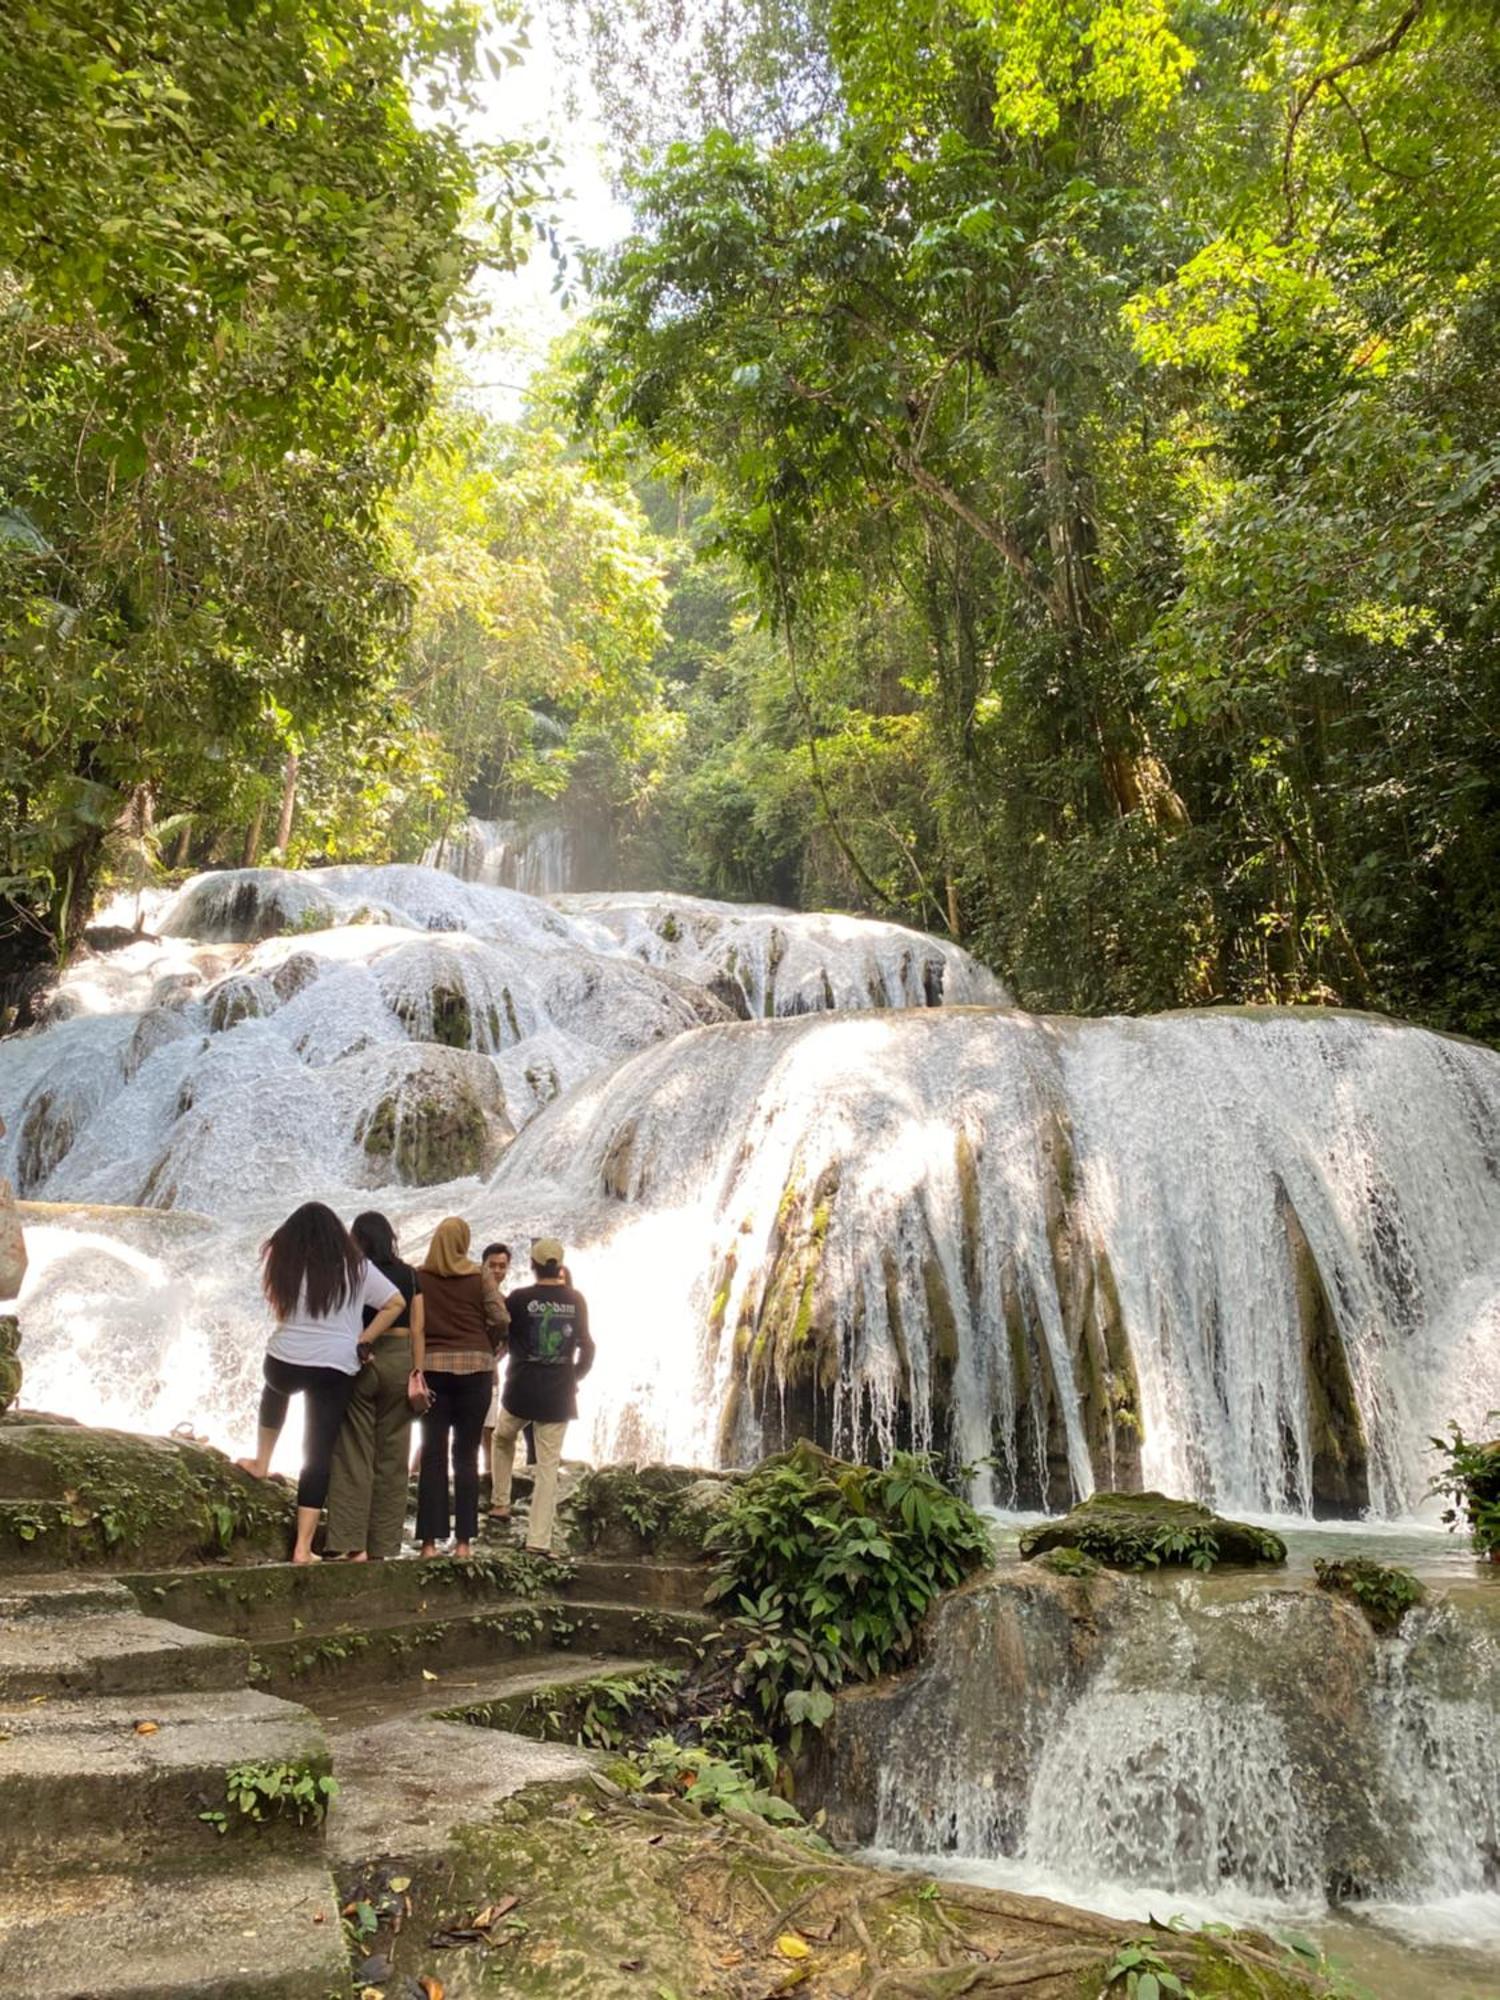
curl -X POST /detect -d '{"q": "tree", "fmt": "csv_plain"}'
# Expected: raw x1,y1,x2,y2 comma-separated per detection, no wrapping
0,0,547,1018
573,0,1500,1033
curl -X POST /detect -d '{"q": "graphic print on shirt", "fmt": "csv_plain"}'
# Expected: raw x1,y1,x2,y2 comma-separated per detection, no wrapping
526,1297,573,1365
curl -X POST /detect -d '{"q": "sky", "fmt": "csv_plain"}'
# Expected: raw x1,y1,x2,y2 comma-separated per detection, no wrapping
454,9,633,420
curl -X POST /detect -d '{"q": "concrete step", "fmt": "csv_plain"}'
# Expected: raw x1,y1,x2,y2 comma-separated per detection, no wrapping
243,1596,710,1700
0,1609,248,1699
311,1647,669,1731
123,1548,710,1641
0,1688,331,1869
0,1857,345,1998
0,1573,138,1620
326,1712,600,1867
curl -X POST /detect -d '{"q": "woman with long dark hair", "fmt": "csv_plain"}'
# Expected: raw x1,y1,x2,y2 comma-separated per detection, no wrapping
323,1212,427,1562
415,1216,508,1558
236,1201,405,1564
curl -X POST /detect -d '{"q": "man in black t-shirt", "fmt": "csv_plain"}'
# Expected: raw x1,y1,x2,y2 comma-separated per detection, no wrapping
491,1236,594,1556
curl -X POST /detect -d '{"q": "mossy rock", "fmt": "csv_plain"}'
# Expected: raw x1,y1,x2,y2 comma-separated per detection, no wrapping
0,1316,20,1416
0,1418,294,1570
562,1462,739,1560
1313,1555,1424,1634
340,1042,513,1186
1019,1490,1287,1570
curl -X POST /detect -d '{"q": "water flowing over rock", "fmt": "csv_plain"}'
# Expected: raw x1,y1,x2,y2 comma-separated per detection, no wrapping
424,814,574,896
816,1564,1500,1941
2,866,1498,1510
0,864,1016,1440
555,890,1006,1017
495,1006,1500,1517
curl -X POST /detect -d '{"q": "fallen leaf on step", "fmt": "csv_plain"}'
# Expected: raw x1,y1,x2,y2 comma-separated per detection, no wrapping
419,1979,445,2000
473,1896,519,1927
389,1877,412,1894
313,1912,326,1924
775,1935,811,1960
421,1669,439,1681
133,1720,159,1735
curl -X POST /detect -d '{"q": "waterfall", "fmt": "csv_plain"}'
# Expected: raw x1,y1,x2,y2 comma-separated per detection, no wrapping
0,863,1005,1446
856,1569,1500,1941
491,1007,1500,1516
1,860,1497,1505
424,816,575,897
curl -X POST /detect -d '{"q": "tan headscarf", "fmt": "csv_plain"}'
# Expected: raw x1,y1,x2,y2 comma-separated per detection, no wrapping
422,1216,479,1278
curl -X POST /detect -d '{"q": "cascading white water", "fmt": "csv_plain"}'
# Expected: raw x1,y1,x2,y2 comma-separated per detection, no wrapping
424,816,575,896
860,1568,1500,1953
487,1007,1500,1516
0,863,1006,1444
1,859,1497,1516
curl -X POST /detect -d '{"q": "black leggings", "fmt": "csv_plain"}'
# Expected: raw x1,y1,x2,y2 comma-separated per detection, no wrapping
259,1356,355,1511
417,1371,492,1544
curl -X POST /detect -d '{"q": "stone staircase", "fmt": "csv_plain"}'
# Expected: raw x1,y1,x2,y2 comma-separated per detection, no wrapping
0,1547,711,1996
0,1576,346,1998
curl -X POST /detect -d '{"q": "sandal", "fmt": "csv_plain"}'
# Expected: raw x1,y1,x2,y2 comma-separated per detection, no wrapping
487,1506,512,1522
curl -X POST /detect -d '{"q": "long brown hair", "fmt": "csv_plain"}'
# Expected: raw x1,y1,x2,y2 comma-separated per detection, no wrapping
261,1202,363,1321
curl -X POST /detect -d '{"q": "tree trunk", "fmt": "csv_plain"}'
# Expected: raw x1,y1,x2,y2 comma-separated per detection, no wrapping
275,752,299,854
241,799,266,869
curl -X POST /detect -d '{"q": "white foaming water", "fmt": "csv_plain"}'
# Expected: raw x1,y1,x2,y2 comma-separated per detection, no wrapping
554,889,1004,1016
494,1007,1500,1514
424,816,575,897
0,864,1005,1448
1,865,1497,1513
868,1580,1500,1965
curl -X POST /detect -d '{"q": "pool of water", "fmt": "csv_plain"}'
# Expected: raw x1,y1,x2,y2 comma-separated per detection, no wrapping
983,1508,1498,1591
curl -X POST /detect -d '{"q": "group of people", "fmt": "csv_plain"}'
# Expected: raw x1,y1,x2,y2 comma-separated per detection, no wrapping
235,1202,593,1564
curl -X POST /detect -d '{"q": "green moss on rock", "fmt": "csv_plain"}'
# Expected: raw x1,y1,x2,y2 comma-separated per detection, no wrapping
1020,1490,1287,1570
0,1315,20,1416
0,1419,294,1569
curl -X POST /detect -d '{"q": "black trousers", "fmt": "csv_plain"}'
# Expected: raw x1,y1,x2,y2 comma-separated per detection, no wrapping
417,1370,492,1544
259,1356,355,1511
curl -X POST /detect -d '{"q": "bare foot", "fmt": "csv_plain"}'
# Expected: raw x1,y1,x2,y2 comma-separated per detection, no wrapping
420,1542,439,1559
290,1549,322,1565
453,1541,472,1560
234,1457,266,1478
346,1551,369,1563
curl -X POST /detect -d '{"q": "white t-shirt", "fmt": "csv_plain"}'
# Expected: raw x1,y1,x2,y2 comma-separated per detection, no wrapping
267,1262,401,1374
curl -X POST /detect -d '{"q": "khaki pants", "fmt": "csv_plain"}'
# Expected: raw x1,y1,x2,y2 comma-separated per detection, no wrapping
493,1410,566,1551
324,1333,413,1558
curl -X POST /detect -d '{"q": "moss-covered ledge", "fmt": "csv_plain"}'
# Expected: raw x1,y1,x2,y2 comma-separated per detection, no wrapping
0,1415,294,1568
560,1460,741,1560
1019,1490,1287,1570
338,1777,1345,1998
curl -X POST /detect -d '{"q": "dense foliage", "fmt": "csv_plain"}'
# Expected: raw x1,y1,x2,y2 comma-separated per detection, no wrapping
1428,1417,1500,1560
702,1442,992,1750
1312,1556,1424,1632
0,0,546,1017
572,0,1500,1040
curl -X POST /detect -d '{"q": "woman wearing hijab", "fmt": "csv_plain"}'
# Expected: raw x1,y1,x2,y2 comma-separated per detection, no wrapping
323,1211,427,1562
415,1216,508,1557
236,1201,406,1564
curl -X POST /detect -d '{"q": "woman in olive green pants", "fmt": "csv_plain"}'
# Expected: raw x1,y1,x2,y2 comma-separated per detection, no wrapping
324,1212,427,1560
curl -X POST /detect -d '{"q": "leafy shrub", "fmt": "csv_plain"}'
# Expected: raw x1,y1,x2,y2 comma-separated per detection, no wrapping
1428,1417,1500,1559
1036,1544,1100,1578
635,1739,802,1823
703,1441,992,1750
1313,1557,1424,1633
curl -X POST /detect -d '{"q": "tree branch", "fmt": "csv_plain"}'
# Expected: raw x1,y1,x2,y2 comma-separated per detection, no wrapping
1281,1,1425,237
